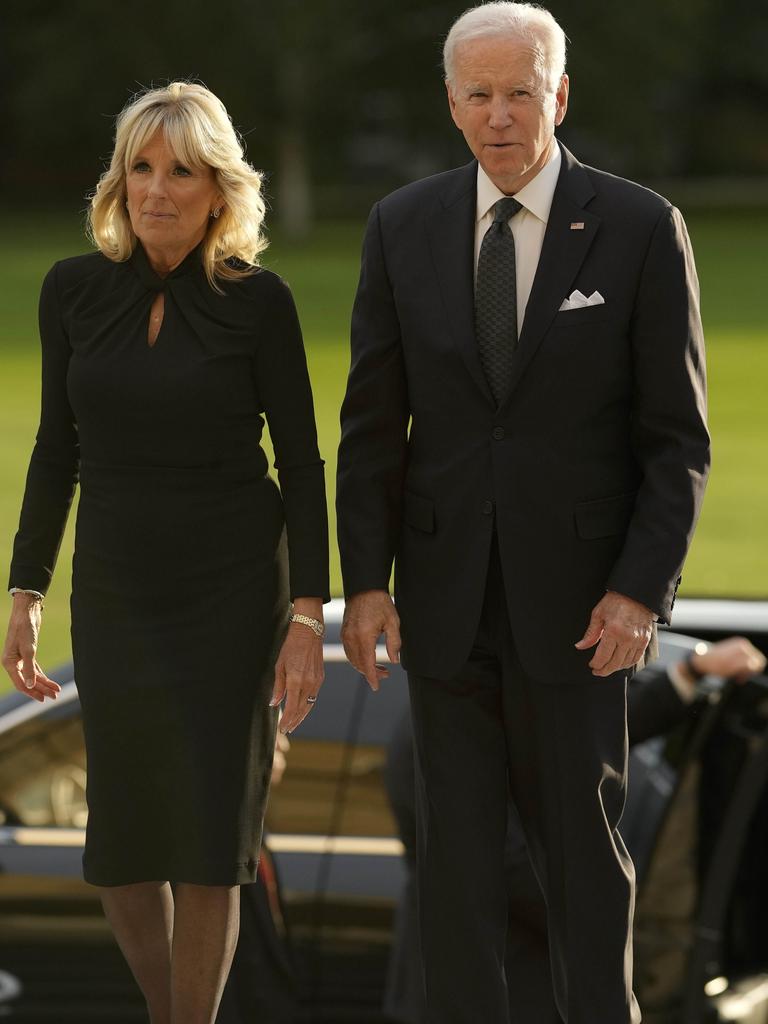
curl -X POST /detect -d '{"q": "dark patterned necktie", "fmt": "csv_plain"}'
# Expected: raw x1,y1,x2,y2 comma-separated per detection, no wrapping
475,197,523,405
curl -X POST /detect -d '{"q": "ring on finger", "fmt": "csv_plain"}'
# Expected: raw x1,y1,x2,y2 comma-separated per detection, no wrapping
306,694,318,704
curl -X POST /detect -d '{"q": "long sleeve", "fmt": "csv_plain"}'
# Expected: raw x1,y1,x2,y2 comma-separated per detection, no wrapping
8,263,80,595
627,664,690,747
606,205,711,623
336,203,410,598
253,277,329,602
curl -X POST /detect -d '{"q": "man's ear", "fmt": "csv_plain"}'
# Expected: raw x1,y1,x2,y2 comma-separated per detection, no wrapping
446,79,462,131
554,74,569,127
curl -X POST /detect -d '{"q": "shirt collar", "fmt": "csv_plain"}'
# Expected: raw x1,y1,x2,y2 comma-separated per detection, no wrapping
476,141,562,224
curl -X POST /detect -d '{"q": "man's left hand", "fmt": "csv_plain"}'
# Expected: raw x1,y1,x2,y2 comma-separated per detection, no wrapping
575,591,655,677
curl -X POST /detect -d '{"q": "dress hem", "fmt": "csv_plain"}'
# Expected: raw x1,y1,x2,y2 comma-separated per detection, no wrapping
83,859,261,887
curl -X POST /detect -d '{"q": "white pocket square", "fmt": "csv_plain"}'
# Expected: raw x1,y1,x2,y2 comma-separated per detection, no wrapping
558,289,605,312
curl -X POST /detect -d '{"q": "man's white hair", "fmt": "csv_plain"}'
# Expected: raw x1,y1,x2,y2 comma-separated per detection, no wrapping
443,2,567,94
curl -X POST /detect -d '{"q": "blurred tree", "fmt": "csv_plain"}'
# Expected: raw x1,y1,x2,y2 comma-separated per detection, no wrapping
0,0,276,209
549,0,715,176
688,0,768,172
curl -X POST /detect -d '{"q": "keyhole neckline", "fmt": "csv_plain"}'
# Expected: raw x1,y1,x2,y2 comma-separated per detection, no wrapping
146,292,166,348
130,239,204,293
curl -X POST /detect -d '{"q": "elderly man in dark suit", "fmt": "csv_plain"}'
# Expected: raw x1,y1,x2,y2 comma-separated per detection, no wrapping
336,3,710,1022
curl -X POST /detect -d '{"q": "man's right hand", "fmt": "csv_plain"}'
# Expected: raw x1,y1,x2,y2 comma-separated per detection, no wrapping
341,590,401,691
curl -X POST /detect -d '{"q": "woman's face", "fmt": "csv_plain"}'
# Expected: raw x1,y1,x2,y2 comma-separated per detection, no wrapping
125,129,221,256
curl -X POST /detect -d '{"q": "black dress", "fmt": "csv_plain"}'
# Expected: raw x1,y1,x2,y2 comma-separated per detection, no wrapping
8,242,330,886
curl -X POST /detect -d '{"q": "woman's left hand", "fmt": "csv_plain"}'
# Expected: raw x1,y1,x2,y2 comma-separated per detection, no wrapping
271,621,324,734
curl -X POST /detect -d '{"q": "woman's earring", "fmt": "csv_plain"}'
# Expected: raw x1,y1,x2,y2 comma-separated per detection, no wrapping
211,207,221,219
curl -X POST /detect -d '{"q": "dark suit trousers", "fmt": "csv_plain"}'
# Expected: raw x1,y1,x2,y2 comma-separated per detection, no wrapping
407,540,641,1024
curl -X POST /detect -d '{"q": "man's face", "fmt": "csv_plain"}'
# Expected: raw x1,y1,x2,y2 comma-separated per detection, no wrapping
447,35,568,194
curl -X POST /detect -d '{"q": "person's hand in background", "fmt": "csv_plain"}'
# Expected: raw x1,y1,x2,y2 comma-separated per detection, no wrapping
683,636,766,684
271,731,290,786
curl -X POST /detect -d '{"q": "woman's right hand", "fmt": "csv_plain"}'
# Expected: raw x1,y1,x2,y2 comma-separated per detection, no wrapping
1,594,61,703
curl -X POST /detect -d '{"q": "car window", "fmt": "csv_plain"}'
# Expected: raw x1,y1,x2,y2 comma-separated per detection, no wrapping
265,737,399,838
0,714,87,828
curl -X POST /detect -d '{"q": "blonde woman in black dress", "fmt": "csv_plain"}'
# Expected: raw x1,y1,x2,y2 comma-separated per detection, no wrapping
2,82,329,1024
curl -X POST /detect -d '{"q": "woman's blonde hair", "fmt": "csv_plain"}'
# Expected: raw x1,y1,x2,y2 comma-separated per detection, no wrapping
88,81,267,290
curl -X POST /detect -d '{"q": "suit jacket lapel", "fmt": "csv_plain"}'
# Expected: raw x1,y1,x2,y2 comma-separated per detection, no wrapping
426,161,494,405
500,144,600,410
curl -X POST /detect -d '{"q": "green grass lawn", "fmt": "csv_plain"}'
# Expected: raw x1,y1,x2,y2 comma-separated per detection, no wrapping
0,209,766,682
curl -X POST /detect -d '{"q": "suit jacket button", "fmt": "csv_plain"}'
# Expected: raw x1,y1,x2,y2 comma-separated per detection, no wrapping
492,426,505,440
482,500,494,515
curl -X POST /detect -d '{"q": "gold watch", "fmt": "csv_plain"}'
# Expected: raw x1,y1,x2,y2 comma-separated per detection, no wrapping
289,613,325,638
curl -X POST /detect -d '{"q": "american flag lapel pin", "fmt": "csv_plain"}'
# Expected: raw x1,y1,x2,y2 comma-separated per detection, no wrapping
570,221,585,230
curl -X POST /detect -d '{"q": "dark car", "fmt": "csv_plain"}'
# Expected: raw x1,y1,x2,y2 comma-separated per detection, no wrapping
1,601,768,1023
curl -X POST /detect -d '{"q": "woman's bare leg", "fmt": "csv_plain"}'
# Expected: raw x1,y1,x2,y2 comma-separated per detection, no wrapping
99,881,174,1024
170,883,240,1024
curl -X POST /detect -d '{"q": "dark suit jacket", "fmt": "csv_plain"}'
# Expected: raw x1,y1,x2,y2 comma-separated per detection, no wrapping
337,143,710,683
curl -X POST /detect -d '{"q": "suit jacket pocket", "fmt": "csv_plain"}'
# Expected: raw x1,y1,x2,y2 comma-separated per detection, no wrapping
403,490,436,533
551,304,612,327
573,490,638,540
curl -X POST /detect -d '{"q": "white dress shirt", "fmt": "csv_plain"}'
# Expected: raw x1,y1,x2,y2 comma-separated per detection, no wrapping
474,142,562,336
